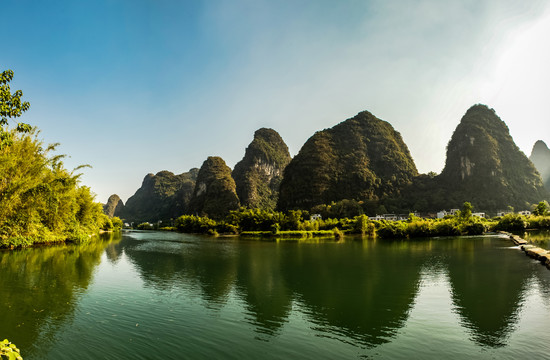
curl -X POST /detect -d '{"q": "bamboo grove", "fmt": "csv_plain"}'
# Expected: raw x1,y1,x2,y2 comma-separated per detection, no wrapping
0,70,111,248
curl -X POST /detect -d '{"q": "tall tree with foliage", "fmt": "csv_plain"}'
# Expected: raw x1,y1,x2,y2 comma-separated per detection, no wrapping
460,202,473,221
533,201,549,216
0,70,106,247
0,70,31,149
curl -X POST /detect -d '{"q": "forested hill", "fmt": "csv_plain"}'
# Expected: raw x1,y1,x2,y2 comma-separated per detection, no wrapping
277,110,418,211
436,104,548,210
121,169,198,223
188,156,240,219
232,128,291,211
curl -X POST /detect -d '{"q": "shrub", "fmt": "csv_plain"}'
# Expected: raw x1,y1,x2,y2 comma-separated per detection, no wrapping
377,221,407,239
1,339,22,360
432,219,461,236
111,217,124,229
494,213,527,231
464,222,486,235
352,215,375,236
137,222,154,230
527,216,550,229
406,220,432,238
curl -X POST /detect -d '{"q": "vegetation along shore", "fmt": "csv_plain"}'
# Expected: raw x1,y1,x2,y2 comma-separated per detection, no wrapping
133,201,550,241
0,70,120,249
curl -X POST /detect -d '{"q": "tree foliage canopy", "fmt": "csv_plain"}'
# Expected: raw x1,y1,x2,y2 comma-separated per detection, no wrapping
0,70,107,247
0,70,31,149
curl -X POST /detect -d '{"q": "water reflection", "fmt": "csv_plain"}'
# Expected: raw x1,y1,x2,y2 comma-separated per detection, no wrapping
118,234,426,347
118,234,547,350
121,231,237,305
522,230,550,249
279,240,425,348
445,237,529,347
3,232,550,359
234,243,292,337
0,233,119,357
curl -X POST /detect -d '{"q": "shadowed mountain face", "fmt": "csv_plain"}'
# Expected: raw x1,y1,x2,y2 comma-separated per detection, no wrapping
188,156,240,219
232,128,291,210
123,168,199,223
437,104,548,210
530,140,550,190
103,194,124,217
278,111,418,211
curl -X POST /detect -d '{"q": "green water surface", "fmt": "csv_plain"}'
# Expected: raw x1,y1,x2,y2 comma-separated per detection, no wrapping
1,231,549,359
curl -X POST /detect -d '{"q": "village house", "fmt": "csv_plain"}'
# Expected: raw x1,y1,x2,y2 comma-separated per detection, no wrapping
310,213,322,221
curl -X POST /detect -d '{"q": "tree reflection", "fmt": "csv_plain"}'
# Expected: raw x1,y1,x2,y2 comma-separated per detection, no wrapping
0,234,117,357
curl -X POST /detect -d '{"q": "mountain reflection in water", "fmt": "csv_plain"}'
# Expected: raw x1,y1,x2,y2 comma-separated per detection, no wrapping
2,232,550,359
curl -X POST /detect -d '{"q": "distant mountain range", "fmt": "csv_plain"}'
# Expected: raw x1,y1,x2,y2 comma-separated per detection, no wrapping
106,104,550,221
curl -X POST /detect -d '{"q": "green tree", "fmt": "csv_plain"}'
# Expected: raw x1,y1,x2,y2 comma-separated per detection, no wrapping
460,202,473,221
111,216,124,229
533,201,549,216
0,70,106,247
1,70,31,149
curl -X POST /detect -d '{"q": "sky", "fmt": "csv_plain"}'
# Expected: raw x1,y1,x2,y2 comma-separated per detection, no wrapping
3,0,550,203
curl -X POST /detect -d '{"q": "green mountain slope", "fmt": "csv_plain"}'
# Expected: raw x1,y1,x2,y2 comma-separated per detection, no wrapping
188,157,240,218
232,128,291,210
278,111,418,210
123,168,198,223
437,104,548,210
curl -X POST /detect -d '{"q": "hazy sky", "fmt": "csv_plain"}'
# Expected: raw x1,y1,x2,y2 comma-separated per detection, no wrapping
3,0,550,203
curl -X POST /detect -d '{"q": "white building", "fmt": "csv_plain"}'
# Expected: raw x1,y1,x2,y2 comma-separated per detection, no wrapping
310,214,322,221
369,215,385,221
383,214,397,221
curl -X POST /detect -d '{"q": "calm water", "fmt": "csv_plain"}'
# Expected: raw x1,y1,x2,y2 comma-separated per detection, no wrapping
1,231,550,359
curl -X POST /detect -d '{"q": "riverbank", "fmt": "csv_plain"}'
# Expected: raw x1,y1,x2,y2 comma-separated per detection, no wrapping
240,229,340,239
0,229,122,251
500,231,550,270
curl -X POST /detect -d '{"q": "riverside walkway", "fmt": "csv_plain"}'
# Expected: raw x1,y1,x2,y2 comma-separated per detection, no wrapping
501,231,550,270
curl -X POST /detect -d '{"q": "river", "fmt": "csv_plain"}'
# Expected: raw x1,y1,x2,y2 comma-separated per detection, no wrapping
1,231,549,359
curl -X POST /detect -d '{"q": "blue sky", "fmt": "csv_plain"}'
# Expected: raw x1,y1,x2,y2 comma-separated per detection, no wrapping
3,0,550,203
